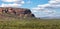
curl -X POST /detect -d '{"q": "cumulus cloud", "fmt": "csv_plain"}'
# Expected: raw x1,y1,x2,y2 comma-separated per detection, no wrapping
0,3,22,7
15,0,24,4
1,0,22,2
32,0,60,17
0,0,24,7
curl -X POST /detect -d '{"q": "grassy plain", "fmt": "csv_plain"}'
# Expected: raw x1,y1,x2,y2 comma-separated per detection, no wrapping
0,13,60,29
0,17,60,29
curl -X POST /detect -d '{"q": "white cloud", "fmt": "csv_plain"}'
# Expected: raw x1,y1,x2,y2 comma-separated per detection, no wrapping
15,0,24,4
49,0,60,4
0,3,22,7
0,0,24,7
32,0,60,17
1,0,21,2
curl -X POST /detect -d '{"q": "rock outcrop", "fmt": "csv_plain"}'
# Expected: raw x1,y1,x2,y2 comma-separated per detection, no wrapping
0,7,35,18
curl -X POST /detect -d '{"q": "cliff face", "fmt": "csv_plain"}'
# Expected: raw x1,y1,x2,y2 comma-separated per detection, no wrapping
0,7,35,17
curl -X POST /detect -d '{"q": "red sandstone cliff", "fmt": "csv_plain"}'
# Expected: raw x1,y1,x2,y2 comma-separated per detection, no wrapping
0,7,35,18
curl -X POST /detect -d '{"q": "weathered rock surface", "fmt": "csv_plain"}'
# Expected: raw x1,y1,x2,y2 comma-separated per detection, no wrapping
0,7,35,18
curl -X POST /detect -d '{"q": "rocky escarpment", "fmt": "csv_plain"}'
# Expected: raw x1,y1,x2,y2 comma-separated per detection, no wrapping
0,7,35,18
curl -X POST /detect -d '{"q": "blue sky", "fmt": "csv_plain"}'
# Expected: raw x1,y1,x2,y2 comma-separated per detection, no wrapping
0,0,49,9
22,0,49,9
0,0,60,18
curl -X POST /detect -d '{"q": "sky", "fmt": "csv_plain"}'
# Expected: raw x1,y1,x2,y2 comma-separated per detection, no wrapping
0,0,60,18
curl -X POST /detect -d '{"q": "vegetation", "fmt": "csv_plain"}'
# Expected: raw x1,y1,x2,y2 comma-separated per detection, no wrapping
0,13,60,29
0,17,60,29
